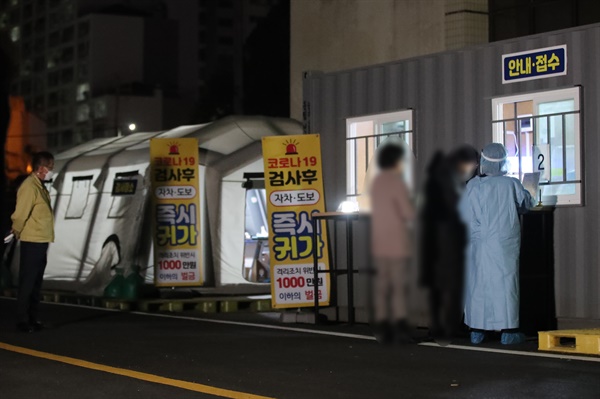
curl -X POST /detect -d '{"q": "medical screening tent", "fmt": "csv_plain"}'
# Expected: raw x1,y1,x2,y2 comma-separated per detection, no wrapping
19,116,301,294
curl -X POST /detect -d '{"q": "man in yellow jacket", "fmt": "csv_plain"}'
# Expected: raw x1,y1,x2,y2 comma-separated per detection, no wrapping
11,151,55,333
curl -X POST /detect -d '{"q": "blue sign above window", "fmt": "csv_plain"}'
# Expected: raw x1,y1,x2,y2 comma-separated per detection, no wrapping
502,45,567,84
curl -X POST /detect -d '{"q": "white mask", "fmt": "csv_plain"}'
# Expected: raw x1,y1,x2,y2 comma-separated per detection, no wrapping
44,170,55,181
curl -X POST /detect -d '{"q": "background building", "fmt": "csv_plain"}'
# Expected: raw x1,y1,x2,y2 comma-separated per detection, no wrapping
196,0,285,120
291,0,489,121
291,0,600,121
1,0,287,154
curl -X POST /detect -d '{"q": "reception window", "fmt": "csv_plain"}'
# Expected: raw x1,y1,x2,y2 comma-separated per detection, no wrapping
346,110,414,209
492,87,582,206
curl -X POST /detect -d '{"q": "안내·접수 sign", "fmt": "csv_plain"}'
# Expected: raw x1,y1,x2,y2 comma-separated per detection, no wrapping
150,138,203,287
262,134,331,308
502,45,567,84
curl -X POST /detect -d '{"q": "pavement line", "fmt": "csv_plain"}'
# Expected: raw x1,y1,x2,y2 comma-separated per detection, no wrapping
418,342,600,363
0,297,376,341
129,311,379,341
0,342,275,399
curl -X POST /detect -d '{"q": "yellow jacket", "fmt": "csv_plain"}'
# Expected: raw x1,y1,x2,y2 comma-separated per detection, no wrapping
11,174,55,243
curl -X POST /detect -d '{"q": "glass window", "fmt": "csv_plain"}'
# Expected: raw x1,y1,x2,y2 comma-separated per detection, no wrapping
76,82,89,101
94,99,106,119
76,103,89,122
49,30,59,47
61,67,73,84
47,71,59,87
77,42,88,59
243,187,270,283
108,172,140,219
65,176,92,219
10,26,19,42
77,21,89,37
491,87,582,206
61,25,74,42
0,13,8,30
345,109,414,209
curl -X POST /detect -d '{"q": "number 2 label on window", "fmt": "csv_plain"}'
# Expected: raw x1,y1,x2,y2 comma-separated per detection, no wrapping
533,145,549,181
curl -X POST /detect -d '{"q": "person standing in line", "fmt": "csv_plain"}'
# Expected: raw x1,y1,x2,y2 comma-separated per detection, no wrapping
370,141,416,344
11,151,55,333
460,143,535,345
419,145,479,342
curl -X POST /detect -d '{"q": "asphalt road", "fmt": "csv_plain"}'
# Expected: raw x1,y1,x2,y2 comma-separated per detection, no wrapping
0,298,598,399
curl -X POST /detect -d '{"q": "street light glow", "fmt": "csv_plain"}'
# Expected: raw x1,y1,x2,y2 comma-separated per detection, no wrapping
128,123,136,131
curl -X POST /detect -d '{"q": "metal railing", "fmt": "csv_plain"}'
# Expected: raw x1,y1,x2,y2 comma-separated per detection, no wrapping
492,110,581,186
346,130,413,198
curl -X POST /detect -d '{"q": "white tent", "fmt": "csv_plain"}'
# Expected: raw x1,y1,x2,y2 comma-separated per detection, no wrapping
14,116,301,294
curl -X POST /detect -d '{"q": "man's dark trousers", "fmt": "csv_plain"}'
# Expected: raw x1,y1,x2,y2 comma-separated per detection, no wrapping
17,242,48,324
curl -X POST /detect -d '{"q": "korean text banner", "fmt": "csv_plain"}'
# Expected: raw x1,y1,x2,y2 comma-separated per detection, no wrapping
262,134,330,308
502,45,567,84
150,138,203,287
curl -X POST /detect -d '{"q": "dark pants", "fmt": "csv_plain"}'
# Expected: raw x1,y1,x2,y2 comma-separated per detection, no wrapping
17,242,49,324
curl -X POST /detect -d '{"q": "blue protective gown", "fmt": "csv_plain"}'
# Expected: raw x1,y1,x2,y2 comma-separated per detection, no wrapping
459,175,535,331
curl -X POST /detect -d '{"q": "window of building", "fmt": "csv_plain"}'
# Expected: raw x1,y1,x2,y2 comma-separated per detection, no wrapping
489,0,600,42
9,9,18,25
47,71,59,88
93,99,106,119
20,59,32,77
345,109,414,209
77,20,89,37
218,36,234,45
61,46,74,63
34,17,45,34
108,172,140,219
61,67,73,84
47,91,58,107
34,37,44,52
33,95,43,111
76,82,89,101
20,79,31,94
62,129,73,146
77,41,88,59
77,63,88,81
0,13,8,30
60,107,72,125
49,30,59,47
23,4,32,19
22,22,32,38
74,126,91,145
59,88,70,105
47,111,58,127
10,26,19,42
218,17,233,28
76,103,89,122
65,176,92,219
62,25,74,42
491,87,582,206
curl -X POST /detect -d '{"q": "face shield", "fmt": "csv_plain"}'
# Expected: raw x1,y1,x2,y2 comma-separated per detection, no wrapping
480,143,509,176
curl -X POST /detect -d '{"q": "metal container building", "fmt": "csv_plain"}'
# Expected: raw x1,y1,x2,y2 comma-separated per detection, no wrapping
303,23,600,328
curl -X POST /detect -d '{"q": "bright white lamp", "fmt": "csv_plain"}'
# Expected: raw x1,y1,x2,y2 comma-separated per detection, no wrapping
128,123,136,131
337,200,359,213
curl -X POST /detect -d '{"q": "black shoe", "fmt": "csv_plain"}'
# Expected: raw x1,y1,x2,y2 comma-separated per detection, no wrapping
16,322,34,333
31,321,44,331
372,322,394,345
394,320,416,345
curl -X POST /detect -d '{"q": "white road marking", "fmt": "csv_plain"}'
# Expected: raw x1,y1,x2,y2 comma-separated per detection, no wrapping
3,297,599,362
418,342,600,363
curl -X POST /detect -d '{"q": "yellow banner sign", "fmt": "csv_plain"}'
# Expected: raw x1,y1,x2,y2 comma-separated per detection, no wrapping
150,138,203,287
262,134,330,308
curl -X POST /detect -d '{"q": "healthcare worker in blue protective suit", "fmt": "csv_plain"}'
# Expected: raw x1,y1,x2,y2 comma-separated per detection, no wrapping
460,143,536,345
